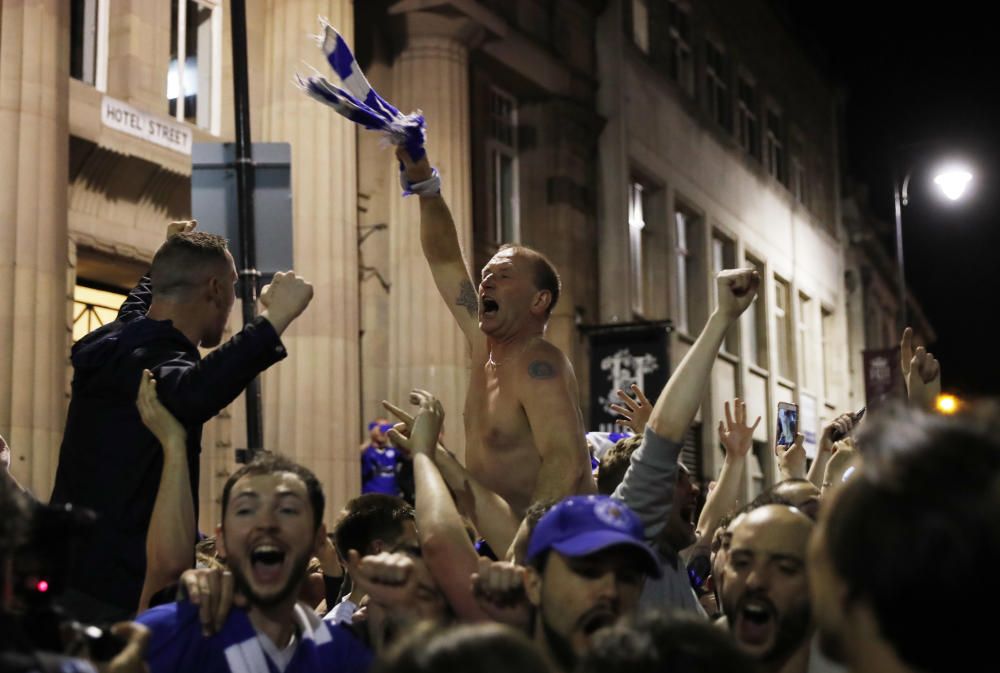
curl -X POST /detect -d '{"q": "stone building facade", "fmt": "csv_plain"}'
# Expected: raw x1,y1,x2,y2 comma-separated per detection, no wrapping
1,0,914,529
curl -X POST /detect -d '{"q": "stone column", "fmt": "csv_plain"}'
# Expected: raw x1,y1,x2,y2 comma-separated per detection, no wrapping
386,11,478,460
244,0,360,521
0,0,71,495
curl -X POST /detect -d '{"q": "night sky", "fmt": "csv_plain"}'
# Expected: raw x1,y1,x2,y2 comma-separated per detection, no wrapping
788,3,999,398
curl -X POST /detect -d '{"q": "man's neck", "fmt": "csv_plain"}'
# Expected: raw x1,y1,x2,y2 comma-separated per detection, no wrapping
487,330,544,364
769,639,812,673
147,299,202,347
247,596,300,649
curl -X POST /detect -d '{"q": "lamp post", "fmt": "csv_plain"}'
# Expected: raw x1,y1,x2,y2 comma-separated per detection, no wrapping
891,162,972,330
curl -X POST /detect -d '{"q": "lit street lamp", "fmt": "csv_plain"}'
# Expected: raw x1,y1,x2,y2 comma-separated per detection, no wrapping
892,160,973,329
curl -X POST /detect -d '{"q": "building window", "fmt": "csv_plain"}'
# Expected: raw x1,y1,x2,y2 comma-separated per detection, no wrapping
70,0,108,90
798,292,813,390
629,182,648,316
487,87,520,244
168,0,222,131
712,233,739,354
821,307,835,400
774,278,793,380
704,40,730,131
667,2,694,96
791,156,807,206
674,205,701,334
73,283,127,343
736,76,760,160
764,107,786,183
631,0,651,54
745,256,767,367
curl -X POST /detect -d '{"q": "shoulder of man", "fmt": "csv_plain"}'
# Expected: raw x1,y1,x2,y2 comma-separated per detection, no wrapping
301,613,374,673
135,601,252,673
519,338,572,382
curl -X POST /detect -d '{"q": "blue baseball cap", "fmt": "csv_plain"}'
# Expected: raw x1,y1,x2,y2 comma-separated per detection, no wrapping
527,495,661,578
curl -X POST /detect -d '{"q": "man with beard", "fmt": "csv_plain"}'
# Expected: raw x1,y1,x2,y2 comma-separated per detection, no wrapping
721,504,814,673
521,495,661,673
136,453,372,673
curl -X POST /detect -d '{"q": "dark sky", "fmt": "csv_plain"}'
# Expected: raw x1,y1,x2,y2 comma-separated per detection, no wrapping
788,3,999,398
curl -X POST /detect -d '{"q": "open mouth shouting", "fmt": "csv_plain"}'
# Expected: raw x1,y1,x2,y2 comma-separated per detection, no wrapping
735,595,778,650
481,295,500,320
249,542,288,586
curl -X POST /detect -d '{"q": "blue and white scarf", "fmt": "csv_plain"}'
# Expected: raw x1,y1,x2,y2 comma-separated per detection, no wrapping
297,19,431,180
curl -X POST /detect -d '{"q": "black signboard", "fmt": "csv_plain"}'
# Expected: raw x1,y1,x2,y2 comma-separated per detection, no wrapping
863,346,904,411
582,321,673,432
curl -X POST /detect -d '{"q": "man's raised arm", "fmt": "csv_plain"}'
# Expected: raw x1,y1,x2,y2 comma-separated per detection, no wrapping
614,268,759,540
397,148,485,354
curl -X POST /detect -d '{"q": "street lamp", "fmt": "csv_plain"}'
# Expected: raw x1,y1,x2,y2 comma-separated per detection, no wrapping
892,160,973,329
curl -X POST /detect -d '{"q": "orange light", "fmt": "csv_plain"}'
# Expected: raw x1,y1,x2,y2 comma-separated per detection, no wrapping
935,394,959,415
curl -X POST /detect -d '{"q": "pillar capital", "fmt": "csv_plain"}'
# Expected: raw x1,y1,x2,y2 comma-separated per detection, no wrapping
389,0,510,49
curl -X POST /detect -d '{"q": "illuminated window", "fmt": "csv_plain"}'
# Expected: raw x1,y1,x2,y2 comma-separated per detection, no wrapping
168,0,222,131
712,233,738,354
73,284,128,343
775,278,793,379
631,0,650,54
488,87,519,243
70,0,108,90
744,256,767,367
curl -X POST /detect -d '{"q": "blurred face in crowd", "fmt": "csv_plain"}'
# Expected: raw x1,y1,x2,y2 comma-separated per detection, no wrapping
478,249,548,339
807,502,851,663
774,481,822,520
217,471,324,608
201,250,238,348
526,547,646,668
369,418,390,447
662,465,700,553
0,434,9,472
711,513,745,599
721,505,813,666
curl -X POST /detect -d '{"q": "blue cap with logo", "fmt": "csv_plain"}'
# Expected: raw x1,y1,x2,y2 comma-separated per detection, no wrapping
526,495,662,578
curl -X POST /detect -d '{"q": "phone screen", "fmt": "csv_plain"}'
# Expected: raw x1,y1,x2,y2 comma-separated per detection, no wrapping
776,404,798,447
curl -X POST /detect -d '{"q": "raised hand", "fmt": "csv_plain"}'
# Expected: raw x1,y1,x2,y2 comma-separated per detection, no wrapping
609,384,653,434
715,268,760,320
717,398,760,461
166,219,196,240
470,557,532,630
819,413,857,454
346,550,419,609
776,432,807,480
259,271,314,335
136,370,186,449
179,567,246,636
907,346,941,410
97,622,150,673
386,389,444,458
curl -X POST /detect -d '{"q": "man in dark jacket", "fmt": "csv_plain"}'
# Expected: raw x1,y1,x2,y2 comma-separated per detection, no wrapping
51,221,314,621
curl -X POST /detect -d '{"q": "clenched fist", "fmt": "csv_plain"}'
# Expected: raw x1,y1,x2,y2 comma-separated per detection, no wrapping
259,271,314,335
716,268,759,320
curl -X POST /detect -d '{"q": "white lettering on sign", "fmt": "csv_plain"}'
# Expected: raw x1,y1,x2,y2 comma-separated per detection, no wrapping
101,96,192,155
598,349,659,432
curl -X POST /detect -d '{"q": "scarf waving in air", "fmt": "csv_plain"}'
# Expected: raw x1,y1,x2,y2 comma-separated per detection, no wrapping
296,19,440,195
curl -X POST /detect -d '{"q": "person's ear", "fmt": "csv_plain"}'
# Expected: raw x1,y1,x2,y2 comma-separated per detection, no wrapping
524,565,542,607
530,290,552,317
215,523,227,562
313,523,328,556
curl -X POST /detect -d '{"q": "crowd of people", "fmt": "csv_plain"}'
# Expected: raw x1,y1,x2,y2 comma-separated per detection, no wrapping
1,21,995,673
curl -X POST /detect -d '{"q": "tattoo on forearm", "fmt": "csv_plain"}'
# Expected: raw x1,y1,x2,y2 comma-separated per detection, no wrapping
456,280,479,318
528,360,556,379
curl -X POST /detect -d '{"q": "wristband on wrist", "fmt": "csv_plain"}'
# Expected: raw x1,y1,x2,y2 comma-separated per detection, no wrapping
400,166,441,197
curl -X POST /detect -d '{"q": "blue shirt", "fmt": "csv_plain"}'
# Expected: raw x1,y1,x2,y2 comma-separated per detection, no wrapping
360,445,401,496
137,600,372,673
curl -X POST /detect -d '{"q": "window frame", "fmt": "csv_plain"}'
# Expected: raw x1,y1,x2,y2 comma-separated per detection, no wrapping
70,0,110,92
736,74,760,160
704,38,730,131
764,105,786,183
774,277,794,380
486,86,521,245
667,1,695,96
168,0,223,133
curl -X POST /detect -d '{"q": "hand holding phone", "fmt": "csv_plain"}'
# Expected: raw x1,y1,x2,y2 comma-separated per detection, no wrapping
829,407,866,443
776,402,798,449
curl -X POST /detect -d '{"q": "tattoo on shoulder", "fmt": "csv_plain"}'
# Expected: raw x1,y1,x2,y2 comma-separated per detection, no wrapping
528,360,556,379
456,280,478,318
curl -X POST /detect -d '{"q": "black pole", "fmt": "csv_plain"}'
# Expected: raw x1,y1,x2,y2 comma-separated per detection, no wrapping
230,0,263,461
891,170,910,333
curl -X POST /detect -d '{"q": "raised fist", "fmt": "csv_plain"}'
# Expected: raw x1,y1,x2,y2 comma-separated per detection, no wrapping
166,219,197,240
716,268,759,320
259,271,314,335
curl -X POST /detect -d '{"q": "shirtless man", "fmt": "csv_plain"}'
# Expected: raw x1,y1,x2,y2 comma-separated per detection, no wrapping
398,148,593,516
